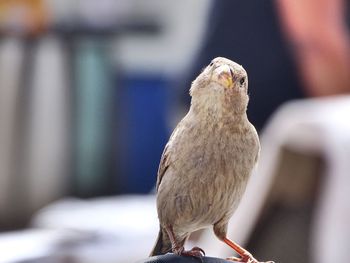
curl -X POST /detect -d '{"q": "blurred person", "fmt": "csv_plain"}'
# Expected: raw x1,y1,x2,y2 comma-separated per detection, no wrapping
180,0,304,132
276,0,350,96
181,0,349,131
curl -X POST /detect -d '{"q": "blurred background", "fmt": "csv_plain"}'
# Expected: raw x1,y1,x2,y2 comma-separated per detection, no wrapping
0,0,349,262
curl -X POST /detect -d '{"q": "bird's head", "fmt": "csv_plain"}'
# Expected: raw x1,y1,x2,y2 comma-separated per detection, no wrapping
190,57,249,116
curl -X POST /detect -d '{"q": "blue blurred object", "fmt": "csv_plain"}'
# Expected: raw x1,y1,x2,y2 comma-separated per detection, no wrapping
117,75,169,194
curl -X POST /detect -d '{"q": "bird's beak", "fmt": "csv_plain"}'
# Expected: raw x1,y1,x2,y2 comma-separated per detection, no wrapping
212,64,234,89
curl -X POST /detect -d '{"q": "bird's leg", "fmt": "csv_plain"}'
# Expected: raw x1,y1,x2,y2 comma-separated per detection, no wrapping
214,221,262,262
164,225,183,254
214,221,273,262
164,225,205,258
223,237,260,263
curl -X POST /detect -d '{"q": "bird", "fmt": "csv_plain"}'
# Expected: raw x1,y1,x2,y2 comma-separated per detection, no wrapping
150,57,270,263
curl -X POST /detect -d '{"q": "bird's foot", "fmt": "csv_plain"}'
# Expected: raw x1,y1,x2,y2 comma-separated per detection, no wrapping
180,246,205,258
226,252,257,263
226,252,274,263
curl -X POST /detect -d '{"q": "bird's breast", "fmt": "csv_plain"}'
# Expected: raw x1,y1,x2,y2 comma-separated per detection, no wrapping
169,121,257,223
157,116,259,233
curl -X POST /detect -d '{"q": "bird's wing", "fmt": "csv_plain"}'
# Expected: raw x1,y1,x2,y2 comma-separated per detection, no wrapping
252,126,261,165
155,143,171,192
155,121,183,192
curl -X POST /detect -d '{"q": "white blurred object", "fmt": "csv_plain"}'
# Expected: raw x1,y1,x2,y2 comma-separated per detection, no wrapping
196,96,350,261
114,0,211,75
0,229,91,263
77,0,132,27
22,36,71,213
44,0,133,27
0,38,24,220
32,195,158,263
43,0,211,75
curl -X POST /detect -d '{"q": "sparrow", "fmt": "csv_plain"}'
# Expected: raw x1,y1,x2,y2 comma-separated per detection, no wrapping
150,57,271,263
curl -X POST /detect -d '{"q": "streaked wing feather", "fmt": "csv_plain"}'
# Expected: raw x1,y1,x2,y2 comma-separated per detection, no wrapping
155,121,184,191
156,143,171,191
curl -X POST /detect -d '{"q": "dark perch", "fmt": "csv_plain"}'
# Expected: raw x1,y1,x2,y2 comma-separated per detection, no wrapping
136,253,233,263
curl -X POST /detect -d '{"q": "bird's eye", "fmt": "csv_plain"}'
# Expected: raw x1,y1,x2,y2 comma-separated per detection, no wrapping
239,77,245,85
209,62,214,67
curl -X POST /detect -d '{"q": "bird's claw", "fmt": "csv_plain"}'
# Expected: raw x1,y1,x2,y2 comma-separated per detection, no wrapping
226,256,243,262
180,246,205,258
192,246,206,256
177,246,205,262
226,252,274,263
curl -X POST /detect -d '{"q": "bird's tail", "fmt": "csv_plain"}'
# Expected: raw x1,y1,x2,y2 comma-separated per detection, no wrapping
149,227,172,256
